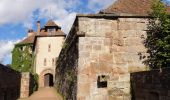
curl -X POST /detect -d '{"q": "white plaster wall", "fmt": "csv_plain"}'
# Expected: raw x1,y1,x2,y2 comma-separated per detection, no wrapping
35,36,65,75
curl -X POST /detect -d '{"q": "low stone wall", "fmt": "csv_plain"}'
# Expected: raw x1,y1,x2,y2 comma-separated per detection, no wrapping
0,64,21,100
131,68,170,100
55,22,78,100
0,64,36,99
20,72,35,98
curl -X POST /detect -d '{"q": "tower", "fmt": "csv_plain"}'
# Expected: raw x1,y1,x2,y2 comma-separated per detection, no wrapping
34,20,66,87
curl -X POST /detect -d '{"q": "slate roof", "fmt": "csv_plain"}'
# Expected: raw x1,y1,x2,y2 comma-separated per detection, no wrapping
100,0,170,15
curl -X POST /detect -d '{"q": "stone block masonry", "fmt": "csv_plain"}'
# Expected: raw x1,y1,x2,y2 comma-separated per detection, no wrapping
131,68,170,100
20,72,35,98
77,17,148,100
0,64,21,100
55,22,78,100
55,15,149,100
0,64,36,100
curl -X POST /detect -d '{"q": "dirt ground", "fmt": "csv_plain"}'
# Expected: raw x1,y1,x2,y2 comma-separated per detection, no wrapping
19,87,63,100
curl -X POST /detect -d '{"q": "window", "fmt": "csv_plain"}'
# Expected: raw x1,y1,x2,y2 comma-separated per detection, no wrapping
97,75,108,88
48,44,51,52
44,58,47,66
52,58,55,66
20,47,23,51
48,28,55,35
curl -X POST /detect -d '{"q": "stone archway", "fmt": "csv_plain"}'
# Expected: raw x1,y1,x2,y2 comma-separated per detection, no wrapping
39,68,55,87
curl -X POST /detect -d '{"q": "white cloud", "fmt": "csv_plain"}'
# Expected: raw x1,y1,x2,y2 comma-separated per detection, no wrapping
0,0,116,64
0,39,21,64
0,0,116,32
0,0,78,31
55,12,76,34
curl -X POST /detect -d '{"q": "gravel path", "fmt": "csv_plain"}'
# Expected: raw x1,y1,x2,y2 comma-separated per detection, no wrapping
19,87,63,100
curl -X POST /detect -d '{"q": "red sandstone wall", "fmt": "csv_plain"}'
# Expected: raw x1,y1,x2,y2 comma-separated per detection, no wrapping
77,17,148,100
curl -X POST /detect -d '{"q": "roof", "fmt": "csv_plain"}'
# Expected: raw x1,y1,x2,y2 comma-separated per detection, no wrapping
19,35,35,44
39,29,65,36
100,0,170,16
18,20,65,44
45,20,59,27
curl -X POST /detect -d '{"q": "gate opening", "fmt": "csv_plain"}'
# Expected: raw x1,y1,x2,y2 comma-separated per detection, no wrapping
44,73,53,87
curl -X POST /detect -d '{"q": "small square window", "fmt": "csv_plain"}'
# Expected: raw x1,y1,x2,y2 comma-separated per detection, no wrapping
97,75,108,88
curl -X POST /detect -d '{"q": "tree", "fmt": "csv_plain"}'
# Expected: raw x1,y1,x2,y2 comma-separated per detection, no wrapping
144,0,170,69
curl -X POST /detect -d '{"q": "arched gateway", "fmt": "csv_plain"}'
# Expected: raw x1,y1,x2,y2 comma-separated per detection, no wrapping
39,69,55,87
44,73,53,87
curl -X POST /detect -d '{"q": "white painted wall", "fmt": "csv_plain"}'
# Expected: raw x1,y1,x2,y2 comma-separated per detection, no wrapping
35,36,65,75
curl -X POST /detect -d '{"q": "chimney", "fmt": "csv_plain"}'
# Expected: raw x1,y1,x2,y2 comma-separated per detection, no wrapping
37,21,40,35
28,29,34,37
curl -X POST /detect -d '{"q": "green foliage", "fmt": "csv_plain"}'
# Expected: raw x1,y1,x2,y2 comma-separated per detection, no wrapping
145,0,170,69
33,73,39,91
11,43,34,72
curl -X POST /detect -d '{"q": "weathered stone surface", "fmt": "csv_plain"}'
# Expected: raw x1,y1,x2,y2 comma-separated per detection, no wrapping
77,83,90,96
118,22,137,30
0,64,35,100
99,54,113,63
93,45,102,51
131,68,170,100
0,64,21,100
55,28,78,100
56,16,148,100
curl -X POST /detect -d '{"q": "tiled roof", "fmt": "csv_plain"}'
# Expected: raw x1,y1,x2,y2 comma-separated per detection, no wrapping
19,35,35,44
100,0,170,15
45,20,58,27
19,20,65,44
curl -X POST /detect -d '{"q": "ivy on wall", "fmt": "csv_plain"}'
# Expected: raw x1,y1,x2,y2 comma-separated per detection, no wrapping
12,43,34,73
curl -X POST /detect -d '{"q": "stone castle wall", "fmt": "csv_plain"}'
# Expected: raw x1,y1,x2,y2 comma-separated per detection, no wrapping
131,68,170,100
77,17,148,100
55,16,149,100
0,64,21,100
55,22,78,100
0,64,36,99
20,72,35,98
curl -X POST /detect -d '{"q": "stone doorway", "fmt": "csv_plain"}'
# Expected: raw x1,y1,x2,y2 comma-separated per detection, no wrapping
44,73,54,87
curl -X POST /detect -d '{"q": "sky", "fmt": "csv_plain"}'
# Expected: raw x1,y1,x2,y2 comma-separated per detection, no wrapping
0,0,170,65
0,0,116,65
